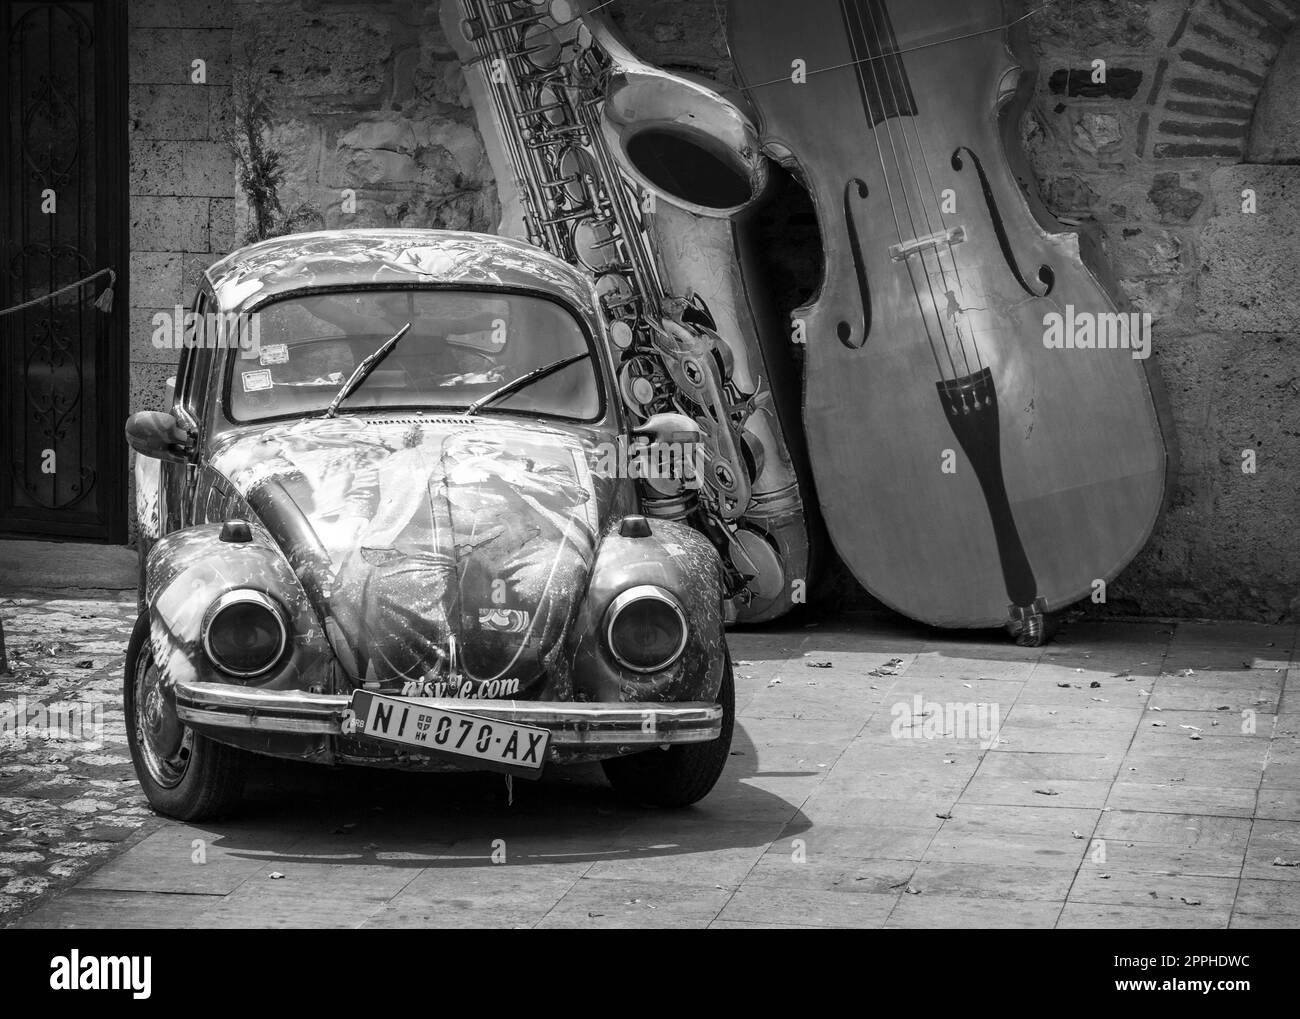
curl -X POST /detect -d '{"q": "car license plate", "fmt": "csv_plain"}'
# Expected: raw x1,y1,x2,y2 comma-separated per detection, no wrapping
348,691,549,778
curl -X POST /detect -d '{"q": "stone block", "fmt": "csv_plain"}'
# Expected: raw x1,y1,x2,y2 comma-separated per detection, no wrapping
614,0,734,70
181,29,233,86
1029,0,1153,53
1041,174,1101,222
1118,275,1187,321
131,0,232,30
129,307,187,365
129,252,183,308
129,139,185,196
129,29,188,85
208,85,233,143
1196,166,1300,332
129,362,179,418
129,27,229,87
1104,227,1188,280
181,141,235,198
338,118,416,155
208,199,236,253
340,148,421,186
322,194,390,230
130,197,210,253
129,85,212,142
1072,112,1125,157
266,119,324,182
423,120,484,178
1117,328,1300,621
252,8,391,104
415,47,472,109
1148,171,1205,222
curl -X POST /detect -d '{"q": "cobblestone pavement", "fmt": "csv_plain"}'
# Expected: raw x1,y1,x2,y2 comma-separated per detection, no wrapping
4,596,1300,928
0,592,149,924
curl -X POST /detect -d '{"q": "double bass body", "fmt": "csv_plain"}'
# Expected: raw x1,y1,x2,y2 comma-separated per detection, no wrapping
728,0,1170,636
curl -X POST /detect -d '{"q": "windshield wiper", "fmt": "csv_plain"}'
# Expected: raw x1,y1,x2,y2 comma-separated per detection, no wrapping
322,322,412,419
462,351,591,417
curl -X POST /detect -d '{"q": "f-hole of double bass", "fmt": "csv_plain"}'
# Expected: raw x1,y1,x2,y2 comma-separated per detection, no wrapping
839,177,871,349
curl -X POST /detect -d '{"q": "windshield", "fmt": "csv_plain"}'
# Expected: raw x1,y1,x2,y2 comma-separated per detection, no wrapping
225,288,602,423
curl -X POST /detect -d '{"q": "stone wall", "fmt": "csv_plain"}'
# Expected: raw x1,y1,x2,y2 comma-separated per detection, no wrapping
228,0,498,241
127,0,235,418
1022,0,1300,622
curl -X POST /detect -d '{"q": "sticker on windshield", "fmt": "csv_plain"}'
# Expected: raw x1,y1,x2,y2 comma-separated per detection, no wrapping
259,343,289,366
241,369,273,392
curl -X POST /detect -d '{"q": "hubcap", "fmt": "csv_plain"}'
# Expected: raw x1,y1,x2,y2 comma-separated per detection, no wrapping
133,649,193,788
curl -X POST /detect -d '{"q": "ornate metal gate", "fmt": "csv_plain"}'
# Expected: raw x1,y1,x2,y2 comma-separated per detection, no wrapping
0,0,127,541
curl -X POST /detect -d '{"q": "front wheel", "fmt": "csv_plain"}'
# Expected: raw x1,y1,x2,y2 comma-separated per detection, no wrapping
124,612,247,821
602,652,735,807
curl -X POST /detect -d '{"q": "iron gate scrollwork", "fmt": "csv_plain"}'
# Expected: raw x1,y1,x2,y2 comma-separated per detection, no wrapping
0,0,127,540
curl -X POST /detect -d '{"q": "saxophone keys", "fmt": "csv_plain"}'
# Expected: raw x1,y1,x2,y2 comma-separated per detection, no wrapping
459,16,484,43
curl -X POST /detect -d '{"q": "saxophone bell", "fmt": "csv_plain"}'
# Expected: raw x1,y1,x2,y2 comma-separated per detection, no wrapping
582,11,768,218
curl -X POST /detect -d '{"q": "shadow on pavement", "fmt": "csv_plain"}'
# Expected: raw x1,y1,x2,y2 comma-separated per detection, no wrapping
181,717,811,871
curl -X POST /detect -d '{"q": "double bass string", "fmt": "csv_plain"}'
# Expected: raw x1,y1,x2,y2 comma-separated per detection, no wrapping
858,0,986,378
837,1,950,380
857,0,974,379
742,0,1063,92
844,0,963,382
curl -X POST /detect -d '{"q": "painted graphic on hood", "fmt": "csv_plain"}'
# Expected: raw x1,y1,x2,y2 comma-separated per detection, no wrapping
210,416,602,698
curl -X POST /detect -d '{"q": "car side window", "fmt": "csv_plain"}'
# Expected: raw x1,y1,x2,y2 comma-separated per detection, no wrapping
175,292,214,434
173,298,198,418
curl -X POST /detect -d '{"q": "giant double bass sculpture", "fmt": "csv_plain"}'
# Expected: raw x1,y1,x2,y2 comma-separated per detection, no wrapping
445,0,814,624
728,0,1171,643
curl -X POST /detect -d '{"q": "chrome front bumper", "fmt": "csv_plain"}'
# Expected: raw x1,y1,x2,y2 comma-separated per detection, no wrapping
173,679,723,747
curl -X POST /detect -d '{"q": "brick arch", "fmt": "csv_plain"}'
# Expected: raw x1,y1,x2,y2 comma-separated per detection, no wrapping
1247,21,1300,158
1147,0,1300,159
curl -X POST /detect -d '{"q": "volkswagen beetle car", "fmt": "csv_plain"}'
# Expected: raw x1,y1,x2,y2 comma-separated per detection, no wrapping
125,229,733,821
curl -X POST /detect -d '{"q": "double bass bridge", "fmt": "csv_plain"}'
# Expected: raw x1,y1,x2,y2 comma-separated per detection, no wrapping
936,364,993,417
889,224,967,264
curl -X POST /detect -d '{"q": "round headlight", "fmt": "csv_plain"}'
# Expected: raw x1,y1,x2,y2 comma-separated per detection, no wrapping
202,591,287,678
605,586,688,673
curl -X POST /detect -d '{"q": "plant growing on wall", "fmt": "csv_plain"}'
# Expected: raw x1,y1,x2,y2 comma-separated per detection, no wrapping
227,37,320,244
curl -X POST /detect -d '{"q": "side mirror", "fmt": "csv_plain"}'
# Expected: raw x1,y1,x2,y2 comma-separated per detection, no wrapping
125,411,193,463
633,411,704,446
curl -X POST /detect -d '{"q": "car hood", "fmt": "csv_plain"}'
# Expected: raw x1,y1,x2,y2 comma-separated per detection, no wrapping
209,416,606,697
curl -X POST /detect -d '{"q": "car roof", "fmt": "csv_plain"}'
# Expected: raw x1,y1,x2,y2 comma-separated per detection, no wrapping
203,229,598,316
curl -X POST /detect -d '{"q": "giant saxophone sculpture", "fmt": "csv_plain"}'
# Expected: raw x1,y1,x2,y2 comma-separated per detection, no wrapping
444,0,814,623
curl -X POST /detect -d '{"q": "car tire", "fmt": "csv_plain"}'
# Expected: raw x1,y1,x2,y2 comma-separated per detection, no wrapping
601,651,735,807
124,612,247,821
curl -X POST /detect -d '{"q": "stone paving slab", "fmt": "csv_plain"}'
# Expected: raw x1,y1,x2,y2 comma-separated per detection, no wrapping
0,591,150,923
16,888,225,929
3,603,1299,929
